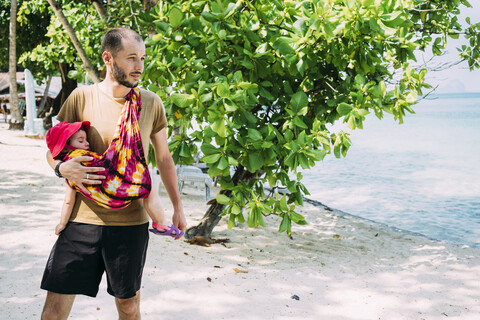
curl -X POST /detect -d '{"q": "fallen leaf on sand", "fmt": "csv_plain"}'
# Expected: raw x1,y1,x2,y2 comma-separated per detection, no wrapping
233,268,248,273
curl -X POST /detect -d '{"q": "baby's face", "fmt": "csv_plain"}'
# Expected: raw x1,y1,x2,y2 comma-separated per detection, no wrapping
69,129,90,150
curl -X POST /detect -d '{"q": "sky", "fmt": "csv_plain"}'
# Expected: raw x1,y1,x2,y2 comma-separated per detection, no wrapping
418,3,480,93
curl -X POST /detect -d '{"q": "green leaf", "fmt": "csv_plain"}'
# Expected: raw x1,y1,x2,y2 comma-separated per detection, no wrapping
170,93,194,108
216,83,230,97
228,214,236,229
259,87,275,100
279,195,288,211
212,119,226,138
201,143,220,155
272,37,296,55
151,33,163,43
257,211,266,227
169,6,183,27
279,214,291,234
298,153,309,169
179,142,191,157
290,91,308,112
290,211,306,224
247,151,264,172
248,128,262,141
216,194,231,205
337,103,353,116
202,153,221,163
217,156,229,170
293,116,308,129
347,116,355,130
231,204,242,215
224,99,238,112
247,205,258,228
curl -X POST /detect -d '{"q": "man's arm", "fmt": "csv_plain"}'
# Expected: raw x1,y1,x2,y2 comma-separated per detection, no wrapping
46,150,105,194
150,128,187,236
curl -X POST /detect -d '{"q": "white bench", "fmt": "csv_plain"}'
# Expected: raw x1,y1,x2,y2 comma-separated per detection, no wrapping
149,165,213,201
176,165,213,201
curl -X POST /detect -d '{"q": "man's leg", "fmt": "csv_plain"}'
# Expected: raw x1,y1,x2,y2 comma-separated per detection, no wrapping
41,291,75,320
115,290,141,320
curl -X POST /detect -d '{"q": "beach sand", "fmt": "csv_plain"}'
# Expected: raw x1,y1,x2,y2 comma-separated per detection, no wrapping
1,122,479,320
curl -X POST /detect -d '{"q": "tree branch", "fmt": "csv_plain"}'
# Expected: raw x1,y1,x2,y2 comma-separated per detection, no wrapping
46,0,100,83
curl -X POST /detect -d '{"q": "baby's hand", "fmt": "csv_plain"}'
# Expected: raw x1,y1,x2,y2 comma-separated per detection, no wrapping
55,224,66,235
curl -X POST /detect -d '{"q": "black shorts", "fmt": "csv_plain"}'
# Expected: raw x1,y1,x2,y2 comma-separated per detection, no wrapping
41,222,149,299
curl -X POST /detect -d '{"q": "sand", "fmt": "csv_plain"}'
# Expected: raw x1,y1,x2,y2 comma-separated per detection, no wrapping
1,122,479,320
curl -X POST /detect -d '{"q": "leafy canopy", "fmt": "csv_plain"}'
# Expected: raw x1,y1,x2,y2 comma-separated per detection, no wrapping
7,0,477,235
17,0,146,82
141,0,479,235
0,0,50,71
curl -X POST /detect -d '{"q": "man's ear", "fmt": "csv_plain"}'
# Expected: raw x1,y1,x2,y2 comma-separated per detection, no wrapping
102,51,112,65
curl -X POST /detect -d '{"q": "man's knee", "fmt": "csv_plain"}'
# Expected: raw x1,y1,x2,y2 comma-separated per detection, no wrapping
41,292,75,320
116,292,141,319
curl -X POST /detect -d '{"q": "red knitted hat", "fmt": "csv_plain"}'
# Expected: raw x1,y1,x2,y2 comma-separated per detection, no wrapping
46,121,91,159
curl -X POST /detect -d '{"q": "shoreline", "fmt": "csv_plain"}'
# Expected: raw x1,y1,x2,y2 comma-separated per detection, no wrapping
1,123,480,319
303,197,475,249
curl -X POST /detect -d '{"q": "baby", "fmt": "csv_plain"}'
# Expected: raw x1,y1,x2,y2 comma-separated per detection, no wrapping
46,121,181,237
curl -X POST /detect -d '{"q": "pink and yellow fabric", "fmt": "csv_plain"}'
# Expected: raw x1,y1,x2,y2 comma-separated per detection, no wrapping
63,88,151,209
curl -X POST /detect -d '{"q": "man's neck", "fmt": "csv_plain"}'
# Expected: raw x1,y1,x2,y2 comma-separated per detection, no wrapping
97,79,131,99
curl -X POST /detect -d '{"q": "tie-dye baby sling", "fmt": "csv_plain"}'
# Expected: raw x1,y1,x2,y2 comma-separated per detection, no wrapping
63,88,151,209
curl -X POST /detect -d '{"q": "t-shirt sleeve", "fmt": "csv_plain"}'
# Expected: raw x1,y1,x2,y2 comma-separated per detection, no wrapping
56,88,85,123
151,94,167,135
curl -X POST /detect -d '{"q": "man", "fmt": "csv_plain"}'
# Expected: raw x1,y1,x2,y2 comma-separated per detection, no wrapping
41,28,187,320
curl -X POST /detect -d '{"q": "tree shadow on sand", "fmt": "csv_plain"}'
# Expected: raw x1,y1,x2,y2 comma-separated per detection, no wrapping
0,169,64,319
137,189,480,320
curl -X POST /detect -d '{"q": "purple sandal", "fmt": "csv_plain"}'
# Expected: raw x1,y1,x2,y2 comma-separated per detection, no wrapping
149,222,184,238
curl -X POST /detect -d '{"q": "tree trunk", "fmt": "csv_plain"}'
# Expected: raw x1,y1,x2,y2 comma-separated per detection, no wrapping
185,198,227,239
54,63,77,115
92,0,108,20
185,166,256,239
37,75,52,116
46,0,100,83
41,63,77,128
8,0,22,130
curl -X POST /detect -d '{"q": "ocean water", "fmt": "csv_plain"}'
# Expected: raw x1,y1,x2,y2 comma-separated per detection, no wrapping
302,92,480,247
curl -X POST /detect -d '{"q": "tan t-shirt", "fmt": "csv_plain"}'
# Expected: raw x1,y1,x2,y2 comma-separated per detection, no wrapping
57,84,167,226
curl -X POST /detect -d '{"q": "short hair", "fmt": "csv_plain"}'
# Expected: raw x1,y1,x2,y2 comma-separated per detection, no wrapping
101,28,143,57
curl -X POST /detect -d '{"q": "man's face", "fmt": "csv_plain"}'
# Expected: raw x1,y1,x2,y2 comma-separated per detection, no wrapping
109,38,146,88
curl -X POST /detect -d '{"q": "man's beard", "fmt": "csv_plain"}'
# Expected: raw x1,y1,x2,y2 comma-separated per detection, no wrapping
112,62,140,88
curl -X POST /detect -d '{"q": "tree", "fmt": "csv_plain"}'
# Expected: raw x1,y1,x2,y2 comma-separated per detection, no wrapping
17,0,146,119
0,0,50,71
140,0,480,238
8,0,22,129
46,0,100,83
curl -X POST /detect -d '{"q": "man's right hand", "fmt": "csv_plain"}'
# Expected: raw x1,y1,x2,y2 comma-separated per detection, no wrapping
59,156,106,194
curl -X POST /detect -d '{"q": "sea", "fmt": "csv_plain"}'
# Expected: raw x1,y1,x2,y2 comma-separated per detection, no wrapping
301,92,480,248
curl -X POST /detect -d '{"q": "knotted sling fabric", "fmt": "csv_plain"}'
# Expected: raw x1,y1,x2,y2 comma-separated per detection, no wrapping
63,88,151,209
